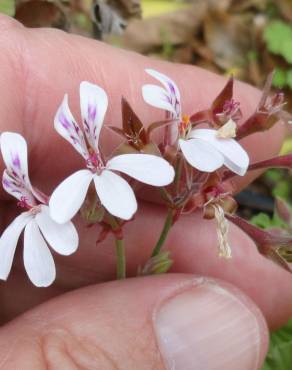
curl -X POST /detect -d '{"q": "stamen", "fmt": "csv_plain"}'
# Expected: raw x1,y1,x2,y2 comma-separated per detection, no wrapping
29,205,42,216
86,150,105,174
216,119,237,139
17,196,30,209
179,115,190,135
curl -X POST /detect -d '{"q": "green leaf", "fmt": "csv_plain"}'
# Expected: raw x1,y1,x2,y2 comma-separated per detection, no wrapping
273,181,290,200
261,320,292,370
0,0,15,16
282,40,292,63
263,21,292,60
273,68,287,88
286,70,292,89
265,169,283,182
250,213,273,228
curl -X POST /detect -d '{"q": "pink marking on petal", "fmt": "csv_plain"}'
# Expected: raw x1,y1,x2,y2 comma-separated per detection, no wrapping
59,112,71,129
12,153,21,169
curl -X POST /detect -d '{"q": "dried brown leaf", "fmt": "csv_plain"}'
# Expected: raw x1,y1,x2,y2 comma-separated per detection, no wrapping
15,0,68,29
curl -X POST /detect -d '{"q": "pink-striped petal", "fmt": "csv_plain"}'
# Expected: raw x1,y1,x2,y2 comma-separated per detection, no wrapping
107,154,175,186
0,132,35,201
54,94,89,159
145,69,181,117
2,169,36,206
94,170,137,220
80,81,108,150
142,85,177,116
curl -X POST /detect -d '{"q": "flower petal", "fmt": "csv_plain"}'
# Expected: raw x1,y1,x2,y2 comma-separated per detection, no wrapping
80,81,108,149
23,219,56,287
0,132,36,202
54,94,89,159
145,69,181,117
179,138,224,172
0,212,31,281
49,170,93,224
107,154,175,186
190,129,249,176
0,132,28,175
142,85,177,115
2,169,36,206
36,205,78,255
94,170,137,220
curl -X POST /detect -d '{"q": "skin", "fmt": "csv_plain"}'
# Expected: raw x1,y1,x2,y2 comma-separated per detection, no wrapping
0,14,291,369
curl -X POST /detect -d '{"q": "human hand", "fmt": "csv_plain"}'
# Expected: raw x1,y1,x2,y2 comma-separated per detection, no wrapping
0,14,291,369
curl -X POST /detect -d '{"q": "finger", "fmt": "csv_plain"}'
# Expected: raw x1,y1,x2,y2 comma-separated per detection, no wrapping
0,274,268,370
0,15,285,198
2,202,292,329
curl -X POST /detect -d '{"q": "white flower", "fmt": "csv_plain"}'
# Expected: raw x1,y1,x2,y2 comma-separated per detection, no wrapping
142,69,249,176
49,81,175,223
0,132,78,287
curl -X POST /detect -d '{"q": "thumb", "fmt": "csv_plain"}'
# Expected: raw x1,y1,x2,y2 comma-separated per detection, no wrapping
0,274,268,370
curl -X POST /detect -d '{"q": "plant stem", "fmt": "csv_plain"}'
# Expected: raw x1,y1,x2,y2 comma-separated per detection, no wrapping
151,208,173,257
115,238,126,279
107,215,126,279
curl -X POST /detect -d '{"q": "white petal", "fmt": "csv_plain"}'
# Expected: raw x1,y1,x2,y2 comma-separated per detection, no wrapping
54,94,89,159
94,170,137,220
0,132,28,175
142,85,177,115
80,81,108,149
23,219,56,287
49,170,93,224
145,69,181,103
145,69,181,117
189,129,249,176
0,132,36,200
0,212,31,281
2,169,36,206
36,205,78,255
179,138,224,172
107,154,175,186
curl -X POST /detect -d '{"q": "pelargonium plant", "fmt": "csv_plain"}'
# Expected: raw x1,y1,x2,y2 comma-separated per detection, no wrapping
0,69,291,287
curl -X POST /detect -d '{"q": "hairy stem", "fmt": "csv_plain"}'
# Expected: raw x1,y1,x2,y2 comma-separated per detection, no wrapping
107,215,126,279
151,208,173,257
115,238,126,279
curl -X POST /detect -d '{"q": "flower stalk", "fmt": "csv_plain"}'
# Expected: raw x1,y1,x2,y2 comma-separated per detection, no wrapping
151,208,174,257
115,238,126,279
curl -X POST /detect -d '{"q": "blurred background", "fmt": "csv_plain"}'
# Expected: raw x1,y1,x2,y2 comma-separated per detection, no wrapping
0,1,292,368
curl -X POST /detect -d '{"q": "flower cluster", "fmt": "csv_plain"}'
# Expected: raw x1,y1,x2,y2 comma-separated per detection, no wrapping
0,69,291,287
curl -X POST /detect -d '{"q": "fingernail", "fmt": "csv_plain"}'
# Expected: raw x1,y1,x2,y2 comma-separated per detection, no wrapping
154,281,267,370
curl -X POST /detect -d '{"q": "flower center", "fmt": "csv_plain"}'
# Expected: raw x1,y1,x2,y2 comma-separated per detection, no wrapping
86,150,105,174
179,115,191,137
29,205,42,216
17,196,31,209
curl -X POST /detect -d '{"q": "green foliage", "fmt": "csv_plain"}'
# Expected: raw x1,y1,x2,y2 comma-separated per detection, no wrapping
273,181,291,200
264,21,292,61
273,68,287,88
264,169,291,201
286,70,292,89
261,320,292,370
0,0,15,16
264,20,292,89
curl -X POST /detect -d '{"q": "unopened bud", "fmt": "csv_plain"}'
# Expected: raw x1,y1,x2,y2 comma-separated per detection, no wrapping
138,251,173,276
